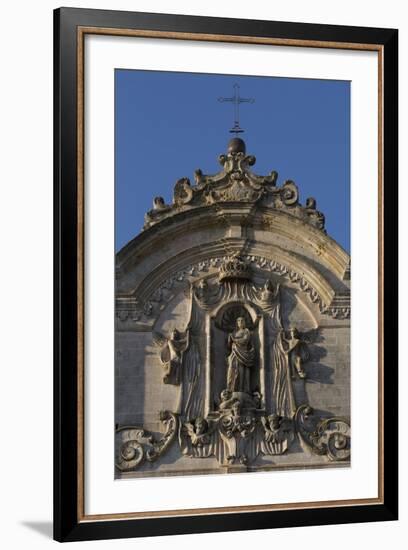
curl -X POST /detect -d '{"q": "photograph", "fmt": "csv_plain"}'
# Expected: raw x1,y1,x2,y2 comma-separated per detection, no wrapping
0,0,403,548
52,6,398,542
114,70,351,479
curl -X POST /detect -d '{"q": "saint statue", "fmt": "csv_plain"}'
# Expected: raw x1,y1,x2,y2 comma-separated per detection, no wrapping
226,317,255,394
271,327,309,417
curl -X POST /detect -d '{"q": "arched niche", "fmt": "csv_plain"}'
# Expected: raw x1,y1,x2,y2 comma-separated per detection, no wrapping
209,301,264,415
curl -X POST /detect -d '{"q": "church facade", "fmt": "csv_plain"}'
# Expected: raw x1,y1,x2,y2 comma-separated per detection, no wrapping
115,137,351,478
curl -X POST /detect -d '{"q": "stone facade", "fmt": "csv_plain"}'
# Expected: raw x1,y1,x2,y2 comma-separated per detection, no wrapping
115,138,350,478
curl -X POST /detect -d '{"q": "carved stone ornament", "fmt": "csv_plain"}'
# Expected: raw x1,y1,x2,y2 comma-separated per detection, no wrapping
295,404,351,461
116,135,350,477
143,138,326,232
116,411,178,471
116,255,350,472
116,253,350,326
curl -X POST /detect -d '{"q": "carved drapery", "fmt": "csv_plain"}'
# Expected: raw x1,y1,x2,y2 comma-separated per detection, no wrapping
272,332,297,418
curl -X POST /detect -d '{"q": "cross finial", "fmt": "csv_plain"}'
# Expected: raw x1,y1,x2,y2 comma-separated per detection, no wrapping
218,84,255,135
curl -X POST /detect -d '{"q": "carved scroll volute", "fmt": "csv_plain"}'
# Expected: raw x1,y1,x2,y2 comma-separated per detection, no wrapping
116,429,151,471
116,411,178,472
280,180,299,206
295,404,351,461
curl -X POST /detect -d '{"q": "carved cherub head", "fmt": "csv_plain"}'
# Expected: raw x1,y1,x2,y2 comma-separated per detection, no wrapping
194,417,208,435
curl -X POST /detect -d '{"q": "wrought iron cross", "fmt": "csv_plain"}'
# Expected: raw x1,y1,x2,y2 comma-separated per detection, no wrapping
218,84,255,135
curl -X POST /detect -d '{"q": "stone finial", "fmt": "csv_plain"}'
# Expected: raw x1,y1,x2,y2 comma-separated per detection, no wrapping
227,137,246,155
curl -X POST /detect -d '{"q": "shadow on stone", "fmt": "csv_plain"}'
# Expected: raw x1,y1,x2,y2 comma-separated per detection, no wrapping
306,362,335,384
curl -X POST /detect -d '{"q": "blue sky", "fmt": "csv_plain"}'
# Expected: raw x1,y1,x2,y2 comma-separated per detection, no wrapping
115,70,350,252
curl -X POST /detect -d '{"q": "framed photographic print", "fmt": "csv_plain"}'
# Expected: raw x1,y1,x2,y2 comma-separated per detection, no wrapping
54,7,398,542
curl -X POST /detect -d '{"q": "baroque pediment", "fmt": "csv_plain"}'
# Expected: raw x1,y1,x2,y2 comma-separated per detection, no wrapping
144,138,325,232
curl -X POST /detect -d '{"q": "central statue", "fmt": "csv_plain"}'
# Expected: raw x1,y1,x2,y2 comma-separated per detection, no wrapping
226,317,255,394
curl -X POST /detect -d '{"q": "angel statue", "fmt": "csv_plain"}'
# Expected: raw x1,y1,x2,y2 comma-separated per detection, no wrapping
226,317,255,394
157,328,190,385
280,327,309,379
153,319,203,420
272,327,311,418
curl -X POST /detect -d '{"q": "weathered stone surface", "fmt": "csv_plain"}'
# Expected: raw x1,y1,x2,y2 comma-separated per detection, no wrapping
115,139,350,478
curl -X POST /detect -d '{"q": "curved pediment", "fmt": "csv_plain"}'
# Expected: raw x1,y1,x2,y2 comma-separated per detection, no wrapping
116,198,350,328
118,204,349,280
